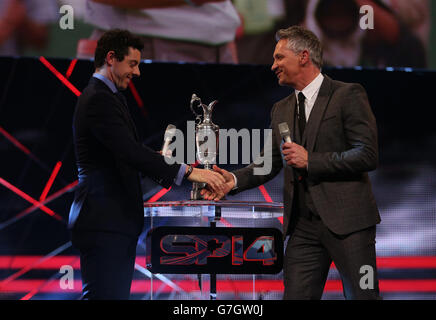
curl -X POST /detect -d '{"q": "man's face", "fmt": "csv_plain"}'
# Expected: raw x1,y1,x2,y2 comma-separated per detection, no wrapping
111,47,141,90
271,39,302,87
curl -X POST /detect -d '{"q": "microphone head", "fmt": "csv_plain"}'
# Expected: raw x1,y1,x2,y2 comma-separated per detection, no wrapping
278,122,290,138
164,124,176,140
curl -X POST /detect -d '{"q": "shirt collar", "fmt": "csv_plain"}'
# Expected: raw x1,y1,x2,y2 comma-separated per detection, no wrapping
93,73,118,94
295,72,324,102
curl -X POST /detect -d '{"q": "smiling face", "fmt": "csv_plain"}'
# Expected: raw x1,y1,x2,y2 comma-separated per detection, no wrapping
271,39,303,88
109,47,141,90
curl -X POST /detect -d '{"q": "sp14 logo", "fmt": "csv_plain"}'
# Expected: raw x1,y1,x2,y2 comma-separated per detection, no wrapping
146,227,283,274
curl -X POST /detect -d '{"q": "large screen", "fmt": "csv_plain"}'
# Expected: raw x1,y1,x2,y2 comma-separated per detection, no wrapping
0,0,435,69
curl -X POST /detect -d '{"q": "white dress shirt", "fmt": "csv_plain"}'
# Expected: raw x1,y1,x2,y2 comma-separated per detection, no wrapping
295,72,325,123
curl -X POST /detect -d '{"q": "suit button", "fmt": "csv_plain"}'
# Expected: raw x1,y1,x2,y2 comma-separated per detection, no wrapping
298,176,303,181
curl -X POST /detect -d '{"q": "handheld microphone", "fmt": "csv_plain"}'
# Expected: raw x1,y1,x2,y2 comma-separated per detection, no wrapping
278,122,292,143
162,124,176,157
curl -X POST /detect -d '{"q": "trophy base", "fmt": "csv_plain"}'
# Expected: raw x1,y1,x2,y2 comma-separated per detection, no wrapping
190,182,227,201
190,191,203,200
190,182,206,200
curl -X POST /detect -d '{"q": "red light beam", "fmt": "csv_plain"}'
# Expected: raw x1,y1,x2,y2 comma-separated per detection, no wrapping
258,185,273,203
147,186,172,203
0,242,72,290
0,180,77,230
20,256,80,300
0,177,63,221
128,81,148,118
65,59,78,79
0,126,32,156
40,161,62,201
39,56,81,97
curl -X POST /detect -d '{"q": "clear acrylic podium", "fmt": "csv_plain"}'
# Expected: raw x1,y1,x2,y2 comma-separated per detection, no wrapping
143,200,284,300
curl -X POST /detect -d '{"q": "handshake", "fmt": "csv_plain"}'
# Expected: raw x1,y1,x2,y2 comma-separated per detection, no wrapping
184,141,307,201
185,165,235,201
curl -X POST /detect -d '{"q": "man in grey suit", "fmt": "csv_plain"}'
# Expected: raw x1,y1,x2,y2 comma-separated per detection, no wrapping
203,26,381,299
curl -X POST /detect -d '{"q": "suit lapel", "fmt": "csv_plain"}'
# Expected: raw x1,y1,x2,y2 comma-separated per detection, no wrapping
302,75,333,152
127,112,139,142
91,78,140,141
282,94,297,143
280,94,296,179
113,91,139,141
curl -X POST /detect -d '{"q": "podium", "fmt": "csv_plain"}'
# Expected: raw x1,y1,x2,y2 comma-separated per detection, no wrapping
143,200,284,300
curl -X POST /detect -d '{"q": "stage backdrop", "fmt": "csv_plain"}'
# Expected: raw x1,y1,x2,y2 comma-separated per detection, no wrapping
0,57,435,300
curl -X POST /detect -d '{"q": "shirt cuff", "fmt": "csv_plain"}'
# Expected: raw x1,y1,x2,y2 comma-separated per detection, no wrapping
174,163,187,186
230,172,238,190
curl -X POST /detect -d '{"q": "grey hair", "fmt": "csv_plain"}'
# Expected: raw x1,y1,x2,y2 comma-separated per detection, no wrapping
275,26,323,69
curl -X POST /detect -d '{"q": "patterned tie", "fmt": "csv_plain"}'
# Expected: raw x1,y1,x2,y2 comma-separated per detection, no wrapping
298,92,306,137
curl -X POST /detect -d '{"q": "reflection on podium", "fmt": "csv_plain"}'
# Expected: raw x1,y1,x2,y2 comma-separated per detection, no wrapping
143,200,284,300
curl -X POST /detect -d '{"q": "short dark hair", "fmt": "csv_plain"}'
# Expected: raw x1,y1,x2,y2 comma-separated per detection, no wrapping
275,26,323,69
94,29,144,69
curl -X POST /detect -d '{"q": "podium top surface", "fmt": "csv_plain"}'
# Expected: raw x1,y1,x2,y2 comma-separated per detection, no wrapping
144,200,283,209
143,200,284,219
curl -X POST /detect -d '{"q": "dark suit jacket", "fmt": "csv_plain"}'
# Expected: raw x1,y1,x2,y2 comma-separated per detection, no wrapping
232,75,380,236
69,77,180,237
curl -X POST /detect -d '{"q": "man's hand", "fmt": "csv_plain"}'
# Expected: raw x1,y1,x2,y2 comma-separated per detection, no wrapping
201,165,235,200
187,167,226,196
282,142,308,169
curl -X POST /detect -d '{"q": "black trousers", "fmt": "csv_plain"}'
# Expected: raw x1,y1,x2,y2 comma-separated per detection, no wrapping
71,231,138,300
283,214,380,300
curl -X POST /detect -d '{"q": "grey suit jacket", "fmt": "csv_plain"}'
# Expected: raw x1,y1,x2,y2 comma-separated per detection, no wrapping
232,75,380,236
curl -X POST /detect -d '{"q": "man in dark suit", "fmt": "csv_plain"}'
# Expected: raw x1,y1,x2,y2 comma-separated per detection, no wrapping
69,29,225,300
203,26,381,299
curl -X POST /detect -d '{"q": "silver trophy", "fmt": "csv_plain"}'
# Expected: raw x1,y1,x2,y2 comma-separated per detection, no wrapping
190,94,219,200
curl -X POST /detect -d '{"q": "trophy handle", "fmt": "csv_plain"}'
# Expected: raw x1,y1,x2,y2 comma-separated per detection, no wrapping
201,100,218,124
206,100,218,114
190,94,203,124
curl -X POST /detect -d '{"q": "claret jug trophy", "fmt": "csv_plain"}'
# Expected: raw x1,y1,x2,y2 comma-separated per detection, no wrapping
189,94,219,200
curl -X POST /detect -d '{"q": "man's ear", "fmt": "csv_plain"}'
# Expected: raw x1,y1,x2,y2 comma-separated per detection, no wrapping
105,50,116,67
300,50,310,66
